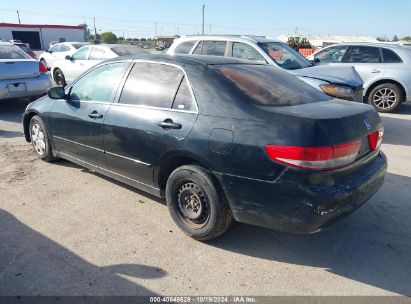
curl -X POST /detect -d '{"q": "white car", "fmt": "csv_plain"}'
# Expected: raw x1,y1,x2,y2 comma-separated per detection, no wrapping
51,44,148,86
38,42,90,68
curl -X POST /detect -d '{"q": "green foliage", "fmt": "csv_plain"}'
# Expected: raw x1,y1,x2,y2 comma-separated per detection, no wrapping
401,36,411,41
392,35,399,42
100,32,118,44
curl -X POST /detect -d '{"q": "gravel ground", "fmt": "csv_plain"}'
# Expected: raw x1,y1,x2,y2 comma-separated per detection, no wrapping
0,99,410,296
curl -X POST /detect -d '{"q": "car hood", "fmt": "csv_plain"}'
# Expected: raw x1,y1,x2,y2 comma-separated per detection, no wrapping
289,65,363,87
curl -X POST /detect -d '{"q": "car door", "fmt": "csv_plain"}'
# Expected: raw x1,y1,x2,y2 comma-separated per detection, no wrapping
104,61,198,187
48,62,130,168
63,46,92,83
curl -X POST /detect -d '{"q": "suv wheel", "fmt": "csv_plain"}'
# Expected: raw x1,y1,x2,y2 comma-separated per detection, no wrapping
166,165,233,241
368,83,403,113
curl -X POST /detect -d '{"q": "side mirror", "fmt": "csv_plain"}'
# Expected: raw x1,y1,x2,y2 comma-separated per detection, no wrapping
48,49,52,53
47,87,66,99
65,55,72,60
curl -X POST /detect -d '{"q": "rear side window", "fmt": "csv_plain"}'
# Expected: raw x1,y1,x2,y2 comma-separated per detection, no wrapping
0,45,30,59
119,62,185,108
72,47,90,60
174,41,196,54
346,46,381,63
213,65,331,106
232,43,265,62
194,41,226,56
172,77,196,112
382,48,402,63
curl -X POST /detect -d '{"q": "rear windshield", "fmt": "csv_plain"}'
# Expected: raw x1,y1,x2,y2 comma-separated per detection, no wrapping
72,43,88,49
111,46,147,56
0,45,30,59
212,64,331,106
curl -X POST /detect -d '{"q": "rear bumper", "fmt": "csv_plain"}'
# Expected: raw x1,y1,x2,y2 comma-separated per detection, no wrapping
215,152,387,234
0,74,51,100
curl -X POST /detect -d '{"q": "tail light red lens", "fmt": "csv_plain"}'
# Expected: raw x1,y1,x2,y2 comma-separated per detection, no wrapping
368,128,384,151
39,61,48,74
265,140,362,171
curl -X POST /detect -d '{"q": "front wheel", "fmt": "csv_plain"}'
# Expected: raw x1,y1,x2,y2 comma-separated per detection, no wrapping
166,165,233,241
368,83,403,113
29,115,56,162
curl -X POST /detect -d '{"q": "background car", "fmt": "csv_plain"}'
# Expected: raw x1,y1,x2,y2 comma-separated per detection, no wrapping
0,42,51,101
10,40,37,59
307,43,411,112
51,44,149,86
23,54,386,241
168,35,364,102
38,42,90,68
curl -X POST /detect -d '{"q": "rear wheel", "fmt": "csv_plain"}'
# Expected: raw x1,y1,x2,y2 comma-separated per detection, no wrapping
29,115,56,162
166,165,233,241
53,68,66,87
368,83,403,113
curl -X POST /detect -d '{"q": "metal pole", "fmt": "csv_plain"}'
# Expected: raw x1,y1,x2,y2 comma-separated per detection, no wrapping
17,10,21,24
202,5,205,35
155,22,158,38
93,17,97,41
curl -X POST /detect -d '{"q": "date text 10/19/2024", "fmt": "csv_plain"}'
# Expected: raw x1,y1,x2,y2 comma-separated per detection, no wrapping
149,296,257,303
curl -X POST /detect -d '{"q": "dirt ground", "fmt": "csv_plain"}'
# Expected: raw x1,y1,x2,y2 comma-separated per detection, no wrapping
1,99,411,296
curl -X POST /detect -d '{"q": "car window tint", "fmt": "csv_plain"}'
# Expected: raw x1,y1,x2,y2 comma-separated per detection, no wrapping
72,47,90,60
69,62,127,102
314,45,349,63
382,48,403,63
89,47,111,60
346,46,381,63
50,44,60,52
0,45,30,59
172,77,196,112
201,41,226,56
120,62,185,108
213,64,331,106
174,41,196,54
232,42,265,62
192,41,203,54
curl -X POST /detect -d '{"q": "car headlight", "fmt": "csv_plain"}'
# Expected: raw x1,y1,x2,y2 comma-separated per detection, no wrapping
319,84,354,99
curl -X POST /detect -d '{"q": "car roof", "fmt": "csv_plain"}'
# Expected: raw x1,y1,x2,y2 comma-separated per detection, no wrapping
106,53,266,66
324,42,410,50
176,35,281,44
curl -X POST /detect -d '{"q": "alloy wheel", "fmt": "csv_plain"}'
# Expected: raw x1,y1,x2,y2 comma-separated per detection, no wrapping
372,88,397,110
31,123,46,156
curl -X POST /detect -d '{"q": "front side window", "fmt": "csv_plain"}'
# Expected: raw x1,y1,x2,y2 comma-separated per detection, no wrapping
213,64,331,106
119,62,185,108
72,46,91,60
258,42,312,70
174,41,196,54
232,43,265,62
382,48,403,63
346,46,381,63
314,45,349,63
50,44,60,52
69,62,127,102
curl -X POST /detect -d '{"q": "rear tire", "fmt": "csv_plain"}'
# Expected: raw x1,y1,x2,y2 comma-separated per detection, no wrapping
29,115,56,163
53,68,66,87
367,83,403,113
166,165,233,241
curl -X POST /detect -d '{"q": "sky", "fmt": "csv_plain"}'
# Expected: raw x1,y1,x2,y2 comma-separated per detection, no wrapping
0,0,409,39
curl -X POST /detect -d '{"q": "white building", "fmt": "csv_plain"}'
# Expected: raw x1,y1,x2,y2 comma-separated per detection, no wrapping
0,23,85,50
277,34,379,48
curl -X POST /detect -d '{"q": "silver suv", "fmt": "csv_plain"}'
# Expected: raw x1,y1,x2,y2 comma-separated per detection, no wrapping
168,35,364,103
308,43,411,112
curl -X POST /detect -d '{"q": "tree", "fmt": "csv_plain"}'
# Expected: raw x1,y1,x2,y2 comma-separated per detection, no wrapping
100,32,118,44
78,24,92,41
392,35,399,42
118,37,124,41
133,38,140,41
126,38,133,42
401,36,411,41
377,35,389,42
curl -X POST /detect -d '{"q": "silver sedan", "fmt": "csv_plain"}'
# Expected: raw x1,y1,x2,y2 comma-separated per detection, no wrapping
0,42,51,101
308,43,411,113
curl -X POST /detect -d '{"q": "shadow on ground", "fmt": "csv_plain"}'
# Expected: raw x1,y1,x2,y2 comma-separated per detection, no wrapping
208,172,411,296
0,99,31,124
0,209,166,296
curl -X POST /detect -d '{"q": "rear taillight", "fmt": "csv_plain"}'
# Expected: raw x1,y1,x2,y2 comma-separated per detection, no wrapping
39,61,48,74
368,128,384,151
265,140,362,171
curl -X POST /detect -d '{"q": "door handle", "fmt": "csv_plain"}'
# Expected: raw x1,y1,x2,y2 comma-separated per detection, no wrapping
88,111,103,119
372,69,381,73
158,119,182,130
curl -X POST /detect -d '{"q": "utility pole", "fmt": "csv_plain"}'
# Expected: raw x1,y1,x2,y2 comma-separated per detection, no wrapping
93,17,97,41
202,5,205,35
155,22,158,38
16,10,21,24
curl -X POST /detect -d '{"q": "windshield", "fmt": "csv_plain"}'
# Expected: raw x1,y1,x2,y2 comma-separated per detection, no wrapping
212,64,330,107
258,42,312,70
111,46,147,56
